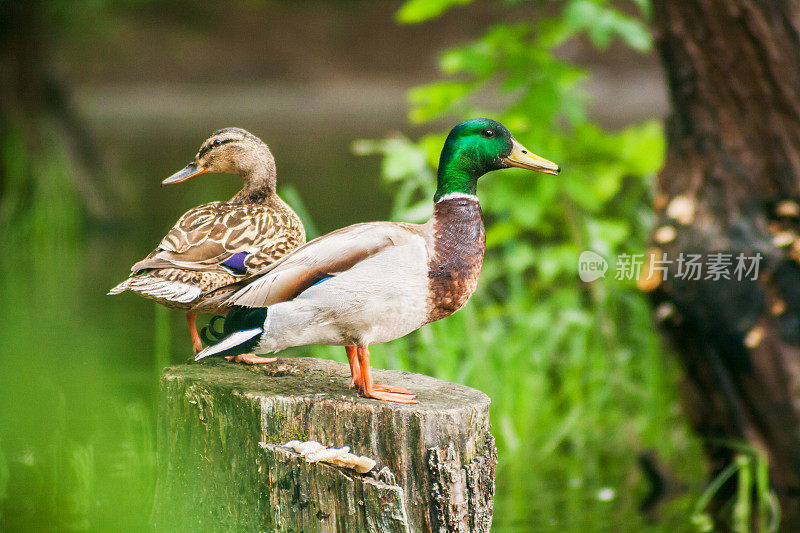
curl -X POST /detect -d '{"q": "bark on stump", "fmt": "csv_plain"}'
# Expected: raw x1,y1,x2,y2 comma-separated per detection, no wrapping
152,357,496,532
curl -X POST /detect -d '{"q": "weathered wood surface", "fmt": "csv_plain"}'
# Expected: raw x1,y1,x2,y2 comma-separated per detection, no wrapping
153,357,496,532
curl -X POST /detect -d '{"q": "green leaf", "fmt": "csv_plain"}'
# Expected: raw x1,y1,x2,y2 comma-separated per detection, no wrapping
408,81,475,123
617,120,665,175
396,0,474,24
564,0,652,52
440,42,495,77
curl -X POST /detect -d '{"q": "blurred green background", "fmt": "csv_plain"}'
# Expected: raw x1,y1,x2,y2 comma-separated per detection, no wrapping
0,0,713,531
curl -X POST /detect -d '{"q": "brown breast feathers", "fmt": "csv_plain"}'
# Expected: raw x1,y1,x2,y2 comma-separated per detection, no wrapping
425,197,485,324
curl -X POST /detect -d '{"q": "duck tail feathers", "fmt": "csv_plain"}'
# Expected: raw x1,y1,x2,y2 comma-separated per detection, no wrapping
195,306,270,361
195,328,263,361
200,314,226,345
107,279,130,295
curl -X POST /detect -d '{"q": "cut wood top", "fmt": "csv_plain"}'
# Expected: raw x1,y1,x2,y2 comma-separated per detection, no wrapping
162,356,490,412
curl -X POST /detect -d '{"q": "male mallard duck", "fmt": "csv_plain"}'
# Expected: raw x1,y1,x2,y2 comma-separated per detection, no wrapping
195,118,559,402
109,127,306,358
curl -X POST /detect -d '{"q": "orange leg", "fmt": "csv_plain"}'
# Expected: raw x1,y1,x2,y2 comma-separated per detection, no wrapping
225,353,277,364
355,347,417,403
346,346,360,388
346,346,413,394
186,312,203,355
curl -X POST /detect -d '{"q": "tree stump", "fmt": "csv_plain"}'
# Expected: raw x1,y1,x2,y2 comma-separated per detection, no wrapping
153,357,496,532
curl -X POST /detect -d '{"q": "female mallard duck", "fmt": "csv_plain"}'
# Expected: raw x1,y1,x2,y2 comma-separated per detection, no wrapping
196,118,559,403
109,127,306,359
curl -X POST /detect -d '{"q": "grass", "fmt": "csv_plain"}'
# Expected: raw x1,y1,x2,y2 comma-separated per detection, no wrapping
690,443,780,533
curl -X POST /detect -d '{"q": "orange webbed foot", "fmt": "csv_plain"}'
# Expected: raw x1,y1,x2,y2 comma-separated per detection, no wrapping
350,377,415,396
354,346,418,404
373,383,415,395
360,388,418,404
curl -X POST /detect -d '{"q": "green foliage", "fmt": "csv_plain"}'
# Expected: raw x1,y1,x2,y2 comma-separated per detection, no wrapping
154,304,173,383
564,0,652,51
0,115,156,531
358,0,708,529
0,118,84,247
396,0,474,24
279,183,321,239
0,439,8,509
691,443,780,533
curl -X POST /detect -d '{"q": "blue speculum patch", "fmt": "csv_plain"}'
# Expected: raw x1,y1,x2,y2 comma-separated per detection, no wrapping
310,275,334,287
221,252,248,272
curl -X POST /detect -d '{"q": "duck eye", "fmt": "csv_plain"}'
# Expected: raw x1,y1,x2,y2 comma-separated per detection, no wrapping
482,129,495,138
212,139,222,147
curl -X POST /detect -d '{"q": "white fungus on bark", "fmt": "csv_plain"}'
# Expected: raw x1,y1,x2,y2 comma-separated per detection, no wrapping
283,439,377,474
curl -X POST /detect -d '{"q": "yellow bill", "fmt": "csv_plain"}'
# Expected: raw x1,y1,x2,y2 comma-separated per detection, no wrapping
502,138,560,175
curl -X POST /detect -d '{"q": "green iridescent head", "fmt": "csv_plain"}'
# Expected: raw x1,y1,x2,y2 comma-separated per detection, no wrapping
434,118,560,201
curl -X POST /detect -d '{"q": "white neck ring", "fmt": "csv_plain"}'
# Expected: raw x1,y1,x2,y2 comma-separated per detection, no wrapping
436,192,479,203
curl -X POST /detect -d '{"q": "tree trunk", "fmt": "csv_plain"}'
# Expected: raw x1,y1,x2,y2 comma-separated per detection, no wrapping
153,358,497,532
649,0,800,528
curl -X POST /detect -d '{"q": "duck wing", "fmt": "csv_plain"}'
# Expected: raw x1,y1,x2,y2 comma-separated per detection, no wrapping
131,201,304,274
224,221,427,308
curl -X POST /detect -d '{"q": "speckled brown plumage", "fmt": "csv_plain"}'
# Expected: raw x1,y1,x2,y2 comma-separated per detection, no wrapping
139,196,303,273
109,127,306,355
425,197,485,324
116,193,305,313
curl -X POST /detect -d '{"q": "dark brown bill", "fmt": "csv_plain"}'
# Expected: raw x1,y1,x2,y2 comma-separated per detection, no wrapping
161,163,210,185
